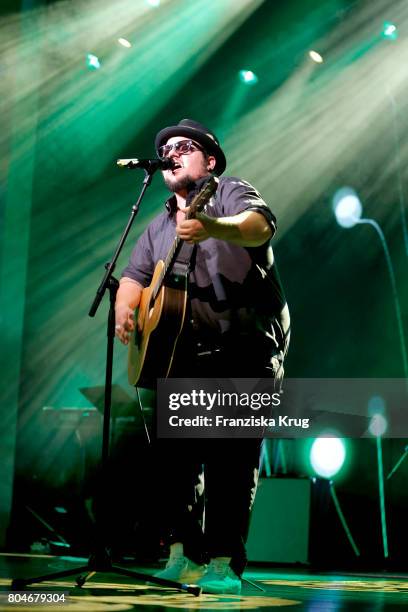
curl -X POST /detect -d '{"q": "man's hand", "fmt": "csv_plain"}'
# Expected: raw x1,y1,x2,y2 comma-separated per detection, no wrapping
176,207,272,247
115,304,135,345
115,278,142,344
176,208,211,244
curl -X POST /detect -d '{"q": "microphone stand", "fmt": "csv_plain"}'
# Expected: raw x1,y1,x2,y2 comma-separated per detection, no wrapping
11,165,201,597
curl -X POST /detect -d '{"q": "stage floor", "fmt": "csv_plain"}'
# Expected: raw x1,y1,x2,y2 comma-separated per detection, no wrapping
0,553,407,610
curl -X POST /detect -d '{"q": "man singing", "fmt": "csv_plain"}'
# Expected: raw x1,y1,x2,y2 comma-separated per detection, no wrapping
115,119,290,594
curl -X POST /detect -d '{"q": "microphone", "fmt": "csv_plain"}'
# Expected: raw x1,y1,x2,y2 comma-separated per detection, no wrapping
116,157,175,170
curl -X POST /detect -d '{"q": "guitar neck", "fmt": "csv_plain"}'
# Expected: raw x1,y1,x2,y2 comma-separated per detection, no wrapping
151,176,218,300
151,196,200,299
152,234,183,300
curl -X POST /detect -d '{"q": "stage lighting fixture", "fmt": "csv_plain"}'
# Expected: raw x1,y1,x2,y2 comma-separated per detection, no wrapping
332,190,407,379
310,436,346,478
382,22,398,40
118,38,132,48
238,70,258,85
369,413,388,437
367,394,389,557
309,50,323,63
332,187,362,228
368,396,387,436
86,53,101,70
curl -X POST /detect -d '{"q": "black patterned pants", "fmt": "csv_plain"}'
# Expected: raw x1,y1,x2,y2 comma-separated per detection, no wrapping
152,336,279,577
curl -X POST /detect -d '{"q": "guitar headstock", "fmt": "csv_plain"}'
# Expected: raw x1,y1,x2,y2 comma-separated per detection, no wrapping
187,176,219,219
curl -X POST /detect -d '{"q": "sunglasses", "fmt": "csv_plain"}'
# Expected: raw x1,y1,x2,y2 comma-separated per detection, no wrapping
158,139,205,159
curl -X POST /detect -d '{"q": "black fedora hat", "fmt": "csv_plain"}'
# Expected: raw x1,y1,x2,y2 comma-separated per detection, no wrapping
155,118,226,175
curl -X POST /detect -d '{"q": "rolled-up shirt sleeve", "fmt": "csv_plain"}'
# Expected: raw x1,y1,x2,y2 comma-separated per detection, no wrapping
121,227,154,288
216,177,277,236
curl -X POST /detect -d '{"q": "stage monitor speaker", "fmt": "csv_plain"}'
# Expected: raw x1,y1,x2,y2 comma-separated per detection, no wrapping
247,477,312,564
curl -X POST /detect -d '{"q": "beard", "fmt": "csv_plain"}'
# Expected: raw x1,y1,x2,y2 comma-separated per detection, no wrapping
163,173,196,193
163,157,210,193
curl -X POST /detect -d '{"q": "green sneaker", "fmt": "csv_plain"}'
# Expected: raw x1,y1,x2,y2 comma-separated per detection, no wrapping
153,555,206,583
196,558,242,594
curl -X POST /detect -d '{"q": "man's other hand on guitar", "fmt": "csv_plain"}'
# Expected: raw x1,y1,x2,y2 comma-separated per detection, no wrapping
115,305,134,344
115,278,142,345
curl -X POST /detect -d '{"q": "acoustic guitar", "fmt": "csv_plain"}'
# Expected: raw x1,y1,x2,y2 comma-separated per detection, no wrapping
128,175,219,387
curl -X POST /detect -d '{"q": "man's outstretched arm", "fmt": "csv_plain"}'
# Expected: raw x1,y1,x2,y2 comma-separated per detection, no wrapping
176,210,273,247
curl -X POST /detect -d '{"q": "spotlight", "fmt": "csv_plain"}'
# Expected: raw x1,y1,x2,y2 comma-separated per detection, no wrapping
368,395,387,436
332,187,362,228
118,38,132,48
369,414,388,437
309,50,323,63
86,53,101,70
238,70,258,85
382,22,398,40
310,436,346,478
146,0,160,7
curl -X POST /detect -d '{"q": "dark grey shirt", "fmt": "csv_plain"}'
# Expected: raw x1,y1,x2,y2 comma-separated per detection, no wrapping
122,176,290,364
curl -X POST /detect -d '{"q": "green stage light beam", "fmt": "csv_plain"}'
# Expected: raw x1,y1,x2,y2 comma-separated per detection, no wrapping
216,77,254,142
0,0,263,184
0,0,42,549
222,0,408,238
387,445,408,480
0,0,264,414
277,440,288,475
259,440,272,477
4,0,408,466
329,481,361,557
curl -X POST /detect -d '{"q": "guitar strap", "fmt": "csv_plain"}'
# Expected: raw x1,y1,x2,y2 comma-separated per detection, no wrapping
171,241,196,278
